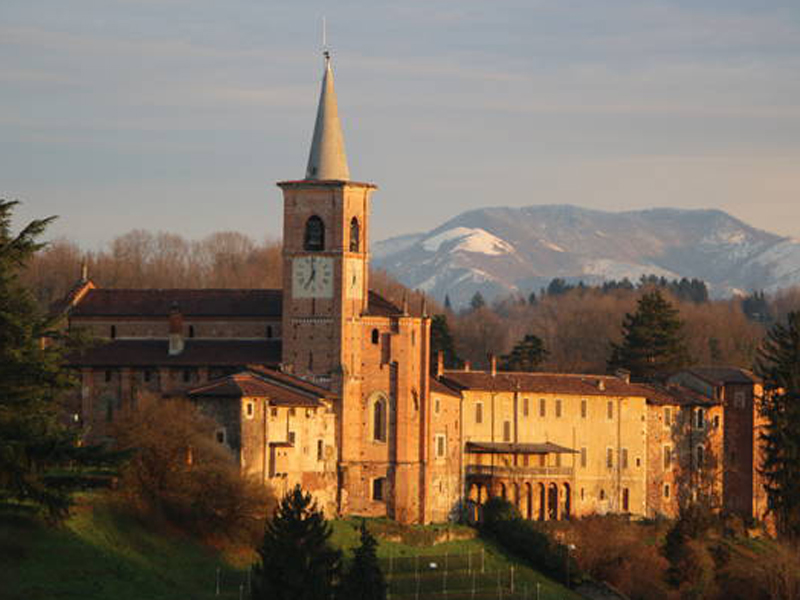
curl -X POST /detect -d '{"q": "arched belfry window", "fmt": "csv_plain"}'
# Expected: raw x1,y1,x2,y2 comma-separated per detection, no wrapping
304,216,325,251
371,393,388,443
349,217,360,252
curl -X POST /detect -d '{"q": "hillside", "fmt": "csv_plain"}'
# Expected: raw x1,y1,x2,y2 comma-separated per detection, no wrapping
373,205,800,308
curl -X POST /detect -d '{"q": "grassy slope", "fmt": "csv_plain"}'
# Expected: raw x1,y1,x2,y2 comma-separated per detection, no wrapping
0,498,247,600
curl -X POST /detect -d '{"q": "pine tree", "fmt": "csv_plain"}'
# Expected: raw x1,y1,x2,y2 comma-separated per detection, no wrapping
338,520,386,600
444,294,453,312
500,334,548,372
430,314,461,372
0,200,110,520
252,485,341,600
607,290,690,382
755,311,800,539
469,291,486,311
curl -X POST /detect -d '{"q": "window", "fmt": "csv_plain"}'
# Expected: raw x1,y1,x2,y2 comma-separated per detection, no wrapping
539,454,546,467
215,428,226,444
695,407,706,429
713,415,720,429
503,421,511,442
580,447,587,468
523,397,529,417
664,407,672,427
607,400,614,420
270,407,278,417
581,399,587,418
371,329,379,344
695,445,705,468
373,396,387,442
555,399,563,418
622,488,630,512
475,402,483,424
245,401,255,419
303,216,325,251
663,445,672,469
372,477,386,501
581,488,585,501
288,431,296,445
317,440,324,461
289,407,296,417
188,325,195,338
182,369,192,383
734,390,746,409
600,489,606,501
435,434,446,458
555,453,562,467
110,325,116,339
606,447,613,468
622,448,629,469
266,325,273,338
349,217,360,252
143,370,151,383
664,484,670,499
104,370,112,383
434,397,441,414
539,398,546,417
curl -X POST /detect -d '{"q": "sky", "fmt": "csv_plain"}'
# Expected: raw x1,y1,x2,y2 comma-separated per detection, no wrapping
3,0,800,247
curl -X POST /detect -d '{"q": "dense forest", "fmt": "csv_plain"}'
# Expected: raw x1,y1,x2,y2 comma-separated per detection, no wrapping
24,229,800,375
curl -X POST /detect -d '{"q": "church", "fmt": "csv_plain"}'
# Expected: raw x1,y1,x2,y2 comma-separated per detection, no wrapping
61,54,768,525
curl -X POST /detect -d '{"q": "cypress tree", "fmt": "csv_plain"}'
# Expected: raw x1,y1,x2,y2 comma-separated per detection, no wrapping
607,290,690,382
430,314,461,371
339,520,386,600
252,485,341,600
755,311,800,539
0,200,111,520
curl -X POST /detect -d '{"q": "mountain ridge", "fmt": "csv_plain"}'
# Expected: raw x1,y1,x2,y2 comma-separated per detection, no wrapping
372,205,800,307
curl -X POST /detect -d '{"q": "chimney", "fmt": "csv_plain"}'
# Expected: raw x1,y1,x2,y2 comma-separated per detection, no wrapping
169,302,184,356
80,261,89,282
489,353,497,377
436,350,444,378
401,291,408,315
597,379,606,391
464,360,471,372
615,369,631,384
421,294,428,318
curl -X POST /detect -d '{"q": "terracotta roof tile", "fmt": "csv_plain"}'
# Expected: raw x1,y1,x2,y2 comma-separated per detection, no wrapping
442,370,651,397
687,366,759,385
365,291,403,317
69,288,282,317
69,339,282,367
644,383,720,406
187,368,333,407
430,377,461,397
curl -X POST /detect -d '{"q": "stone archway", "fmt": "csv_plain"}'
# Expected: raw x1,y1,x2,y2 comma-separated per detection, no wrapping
522,483,532,519
548,483,559,520
563,483,571,519
537,483,546,521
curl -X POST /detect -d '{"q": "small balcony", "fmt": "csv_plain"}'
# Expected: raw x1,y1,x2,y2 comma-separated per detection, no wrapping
465,464,573,478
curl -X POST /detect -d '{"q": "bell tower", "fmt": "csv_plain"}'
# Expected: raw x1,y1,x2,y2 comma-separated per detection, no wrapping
278,52,376,388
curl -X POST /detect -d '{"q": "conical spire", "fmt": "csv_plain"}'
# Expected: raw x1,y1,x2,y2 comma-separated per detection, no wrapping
305,52,350,181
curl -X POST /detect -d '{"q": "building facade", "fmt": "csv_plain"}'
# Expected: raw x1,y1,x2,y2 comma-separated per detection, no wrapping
62,55,768,525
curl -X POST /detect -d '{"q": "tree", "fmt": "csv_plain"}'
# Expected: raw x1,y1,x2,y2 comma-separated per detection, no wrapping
607,290,690,381
339,520,386,600
253,485,342,600
500,334,548,372
755,311,800,539
469,291,486,311
0,200,111,520
430,314,461,371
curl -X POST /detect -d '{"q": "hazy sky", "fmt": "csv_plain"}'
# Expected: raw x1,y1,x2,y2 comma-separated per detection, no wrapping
3,0,799,247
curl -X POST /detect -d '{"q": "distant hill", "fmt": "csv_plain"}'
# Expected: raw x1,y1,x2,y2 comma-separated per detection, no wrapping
373,205,800,308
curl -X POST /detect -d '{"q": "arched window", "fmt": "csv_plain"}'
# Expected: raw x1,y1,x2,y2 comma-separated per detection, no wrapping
371,394,388,442
349,217,360,252
304,216,325,251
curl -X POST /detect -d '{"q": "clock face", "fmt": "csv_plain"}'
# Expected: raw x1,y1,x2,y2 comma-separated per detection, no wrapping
346,259,364,299
292,256,334,298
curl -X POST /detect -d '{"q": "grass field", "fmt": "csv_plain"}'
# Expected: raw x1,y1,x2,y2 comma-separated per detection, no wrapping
0,499,581,600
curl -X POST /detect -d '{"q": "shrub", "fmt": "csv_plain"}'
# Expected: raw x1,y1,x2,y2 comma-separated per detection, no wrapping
111,394,272,543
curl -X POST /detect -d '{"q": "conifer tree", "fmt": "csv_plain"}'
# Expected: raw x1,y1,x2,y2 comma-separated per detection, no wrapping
0,200,110,519
755,311,800,539
338,520,386,600
469,291,486,311
252,485,341,600
607,290,690,381
500,334,548,372
430,314,461,372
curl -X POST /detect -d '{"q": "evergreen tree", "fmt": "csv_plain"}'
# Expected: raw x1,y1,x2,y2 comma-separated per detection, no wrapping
339,520,386,600
0,200,110,520
444,294,452,312
607,290,690,381
755,311,800,539
500,334,548,372
469,291,486,311
430,314,461,372
252,485,341,600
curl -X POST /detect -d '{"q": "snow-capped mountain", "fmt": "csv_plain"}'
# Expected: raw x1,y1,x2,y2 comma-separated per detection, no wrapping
372,205,800,308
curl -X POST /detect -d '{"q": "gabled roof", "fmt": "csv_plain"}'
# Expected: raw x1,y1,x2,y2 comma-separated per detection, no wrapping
187,367,335,407
365,291,404,318
465,441,577,455
644,383,720,407
442,371,650,397
68,288,282,318
686,366,759,386
430,377,462,398
69,339,282,367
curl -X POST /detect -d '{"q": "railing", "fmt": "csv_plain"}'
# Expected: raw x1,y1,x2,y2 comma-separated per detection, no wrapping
465,464,573,478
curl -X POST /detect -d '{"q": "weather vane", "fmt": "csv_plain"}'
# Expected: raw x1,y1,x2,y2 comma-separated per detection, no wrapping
322,16,330,62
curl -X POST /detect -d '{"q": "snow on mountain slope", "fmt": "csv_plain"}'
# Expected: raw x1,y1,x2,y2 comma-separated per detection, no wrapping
372,205,800,308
